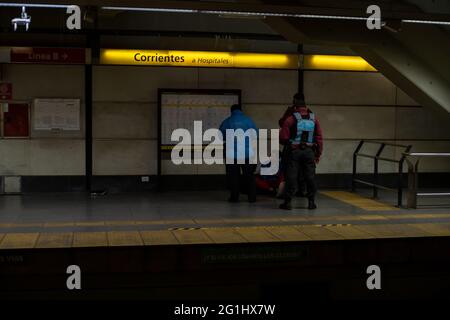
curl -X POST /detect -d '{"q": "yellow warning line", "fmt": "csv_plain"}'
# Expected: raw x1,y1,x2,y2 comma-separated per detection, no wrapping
0,233,39,249
1,223,450,249
321,191,397,211
2,211,450,231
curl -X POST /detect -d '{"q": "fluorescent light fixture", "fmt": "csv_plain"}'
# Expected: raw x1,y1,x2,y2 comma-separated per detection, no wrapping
102,6,368,20
403,19,450,26
101,6,196,14
0,2,70,8
102,6,450,26
202,10,370,21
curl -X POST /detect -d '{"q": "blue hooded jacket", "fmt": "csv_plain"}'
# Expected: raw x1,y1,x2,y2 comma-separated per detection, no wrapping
219,110,258,160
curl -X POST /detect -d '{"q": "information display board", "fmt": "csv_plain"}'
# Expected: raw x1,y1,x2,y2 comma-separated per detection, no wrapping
159,90,240,146
33,98,80,131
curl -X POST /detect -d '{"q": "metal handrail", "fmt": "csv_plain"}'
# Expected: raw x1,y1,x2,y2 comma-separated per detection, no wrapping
354,153,400,163
352,140,412,207
403,152,450,208
406,153,450,157
363,140,411,148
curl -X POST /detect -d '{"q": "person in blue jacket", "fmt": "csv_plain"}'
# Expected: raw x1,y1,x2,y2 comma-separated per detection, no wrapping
219,104,258,203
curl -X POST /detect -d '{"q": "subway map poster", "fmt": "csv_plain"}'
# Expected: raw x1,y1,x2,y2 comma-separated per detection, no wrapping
160,90,240,146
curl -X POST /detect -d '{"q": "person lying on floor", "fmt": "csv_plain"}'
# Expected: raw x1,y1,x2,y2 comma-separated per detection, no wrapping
255,162,285,198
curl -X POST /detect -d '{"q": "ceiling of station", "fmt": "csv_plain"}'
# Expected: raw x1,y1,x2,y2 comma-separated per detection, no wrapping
1,0,449,34
1,0,449,114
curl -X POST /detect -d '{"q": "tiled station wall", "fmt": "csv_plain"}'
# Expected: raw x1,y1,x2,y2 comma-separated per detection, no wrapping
93,66,450,176
92,66,298,176
1,64,450,178
0,64,85,176
304,71,450,174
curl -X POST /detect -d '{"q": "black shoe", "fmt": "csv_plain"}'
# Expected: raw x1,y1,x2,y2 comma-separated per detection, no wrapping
308,199,317,210
228,197,239,203
279,202,292,210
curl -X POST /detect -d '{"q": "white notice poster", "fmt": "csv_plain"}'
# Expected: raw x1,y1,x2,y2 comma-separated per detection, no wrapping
161,93,239,144
34,99,80,131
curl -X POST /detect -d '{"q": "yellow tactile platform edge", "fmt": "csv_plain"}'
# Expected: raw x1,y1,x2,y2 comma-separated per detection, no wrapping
0,223,449,249
3,211,450,231
320,191,397,211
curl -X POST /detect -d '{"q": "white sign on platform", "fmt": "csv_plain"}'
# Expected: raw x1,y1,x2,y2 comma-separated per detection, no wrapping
34,98,80,131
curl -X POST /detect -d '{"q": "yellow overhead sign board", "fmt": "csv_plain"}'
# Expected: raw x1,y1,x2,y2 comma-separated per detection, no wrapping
100,49,376,72
303,55,377,72
100,49,300,69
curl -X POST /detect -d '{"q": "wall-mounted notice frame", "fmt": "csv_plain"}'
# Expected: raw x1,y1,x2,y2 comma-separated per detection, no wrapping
1,103,30,138
157,89,241,180
159,89,241,147
33,98,80,131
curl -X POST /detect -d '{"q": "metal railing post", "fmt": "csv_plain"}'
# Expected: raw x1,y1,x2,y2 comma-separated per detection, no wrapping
398,146,412,207
373,143,386,199
352,140,364,192
406,158,418,209
398,160,404,207
404,152,450,209
353,141,414,206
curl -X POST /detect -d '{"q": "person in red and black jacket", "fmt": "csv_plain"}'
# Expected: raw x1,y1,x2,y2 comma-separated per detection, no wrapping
279,93,323,210
279,105,306,197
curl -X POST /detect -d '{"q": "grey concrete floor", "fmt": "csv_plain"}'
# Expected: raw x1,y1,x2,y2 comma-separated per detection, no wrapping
0,191,351,221
0,190,450,233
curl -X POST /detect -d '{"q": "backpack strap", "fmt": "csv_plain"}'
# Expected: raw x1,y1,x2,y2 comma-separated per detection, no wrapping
307,112,315,143
291,112,303,144
293,112,302,121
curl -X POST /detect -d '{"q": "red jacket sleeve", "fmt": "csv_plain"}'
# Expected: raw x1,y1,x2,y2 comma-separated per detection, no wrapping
279,115,295,145
278,106,294,127
314,118,323,158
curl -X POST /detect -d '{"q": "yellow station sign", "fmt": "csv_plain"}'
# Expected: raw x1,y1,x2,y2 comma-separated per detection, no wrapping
100,49,376,71
100,49,300,69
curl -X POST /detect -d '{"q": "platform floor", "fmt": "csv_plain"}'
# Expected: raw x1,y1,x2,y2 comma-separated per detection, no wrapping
1,190,450,249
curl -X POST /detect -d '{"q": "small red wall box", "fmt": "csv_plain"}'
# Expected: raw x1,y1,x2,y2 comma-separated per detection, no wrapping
0,83,12,100
3,103,29,137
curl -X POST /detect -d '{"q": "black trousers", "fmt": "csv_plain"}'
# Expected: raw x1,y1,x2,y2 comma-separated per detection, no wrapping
226,163,257,201
281,146,306,195
284,147,317,201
